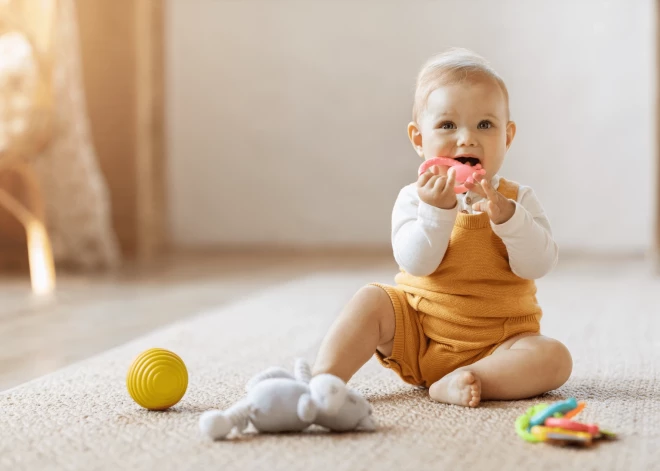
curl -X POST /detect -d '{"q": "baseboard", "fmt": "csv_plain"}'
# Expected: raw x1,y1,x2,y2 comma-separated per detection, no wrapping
556,249,649,263
168,244,394,258
168,244,649,261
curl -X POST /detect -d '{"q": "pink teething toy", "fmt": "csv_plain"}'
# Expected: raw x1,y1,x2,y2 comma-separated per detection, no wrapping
544,418,599,436
418,157,486,194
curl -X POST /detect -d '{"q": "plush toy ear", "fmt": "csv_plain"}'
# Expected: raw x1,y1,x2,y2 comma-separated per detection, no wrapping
297,393,319,423
309,374,347,416
246,367,294,392
293,358,312,383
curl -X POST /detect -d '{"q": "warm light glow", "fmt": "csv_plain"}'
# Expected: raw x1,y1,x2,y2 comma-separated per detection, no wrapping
26,220,55,296
0,1,59,296
0,31,37,152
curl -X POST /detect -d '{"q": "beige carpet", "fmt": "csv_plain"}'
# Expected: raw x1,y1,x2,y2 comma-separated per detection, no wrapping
1,267,659,471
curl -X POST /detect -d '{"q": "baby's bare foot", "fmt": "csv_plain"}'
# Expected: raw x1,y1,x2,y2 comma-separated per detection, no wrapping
429,370,481,407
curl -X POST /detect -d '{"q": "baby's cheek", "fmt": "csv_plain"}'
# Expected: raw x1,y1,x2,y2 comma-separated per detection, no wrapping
424,136,448,153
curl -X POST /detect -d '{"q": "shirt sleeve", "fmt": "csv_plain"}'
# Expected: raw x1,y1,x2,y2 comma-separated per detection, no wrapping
491,185,559,279
391,184,457,276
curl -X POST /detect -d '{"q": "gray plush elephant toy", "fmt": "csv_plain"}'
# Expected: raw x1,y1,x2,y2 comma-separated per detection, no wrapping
199,359,376,439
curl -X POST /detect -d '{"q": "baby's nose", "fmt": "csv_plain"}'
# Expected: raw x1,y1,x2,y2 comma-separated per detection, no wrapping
456,130,477,147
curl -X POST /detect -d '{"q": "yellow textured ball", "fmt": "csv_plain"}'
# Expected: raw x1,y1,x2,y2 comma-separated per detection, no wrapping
126,348,188,410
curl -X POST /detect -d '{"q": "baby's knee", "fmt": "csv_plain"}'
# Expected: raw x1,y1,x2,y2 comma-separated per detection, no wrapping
351,285,392,314
349,286,395,333
546,339,573,386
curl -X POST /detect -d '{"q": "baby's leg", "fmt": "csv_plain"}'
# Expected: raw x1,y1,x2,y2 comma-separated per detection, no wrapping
312,286,395,383
429,334,572,407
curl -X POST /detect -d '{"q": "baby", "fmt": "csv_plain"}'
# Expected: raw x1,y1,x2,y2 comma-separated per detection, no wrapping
312,48,572,407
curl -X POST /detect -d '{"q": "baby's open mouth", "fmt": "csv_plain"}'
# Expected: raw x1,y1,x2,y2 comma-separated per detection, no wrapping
454,157,481,167
418,157,486,192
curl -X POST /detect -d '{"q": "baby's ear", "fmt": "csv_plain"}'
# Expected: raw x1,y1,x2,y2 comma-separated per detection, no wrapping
506,121,517,149
407,122,424,158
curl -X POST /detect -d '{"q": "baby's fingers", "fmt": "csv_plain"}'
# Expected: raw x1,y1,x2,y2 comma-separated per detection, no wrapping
432,175,447,191
471,201,489,213
465,174,487,197
417,170,434,187
446,167,456,187
481,177,500,202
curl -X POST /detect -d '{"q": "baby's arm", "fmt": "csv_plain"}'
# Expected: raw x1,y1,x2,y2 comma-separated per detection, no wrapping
392,184,457,276
491,186,558,279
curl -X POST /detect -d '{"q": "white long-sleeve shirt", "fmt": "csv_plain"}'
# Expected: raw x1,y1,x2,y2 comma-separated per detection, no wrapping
392,175,558,280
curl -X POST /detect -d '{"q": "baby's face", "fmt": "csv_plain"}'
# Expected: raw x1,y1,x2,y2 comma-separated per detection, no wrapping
410,79,515,180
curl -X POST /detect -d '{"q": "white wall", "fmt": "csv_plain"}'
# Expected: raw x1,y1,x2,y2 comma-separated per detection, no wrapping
166,0,656,253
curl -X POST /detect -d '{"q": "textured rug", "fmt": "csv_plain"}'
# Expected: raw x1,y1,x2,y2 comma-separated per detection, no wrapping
1,268,659,471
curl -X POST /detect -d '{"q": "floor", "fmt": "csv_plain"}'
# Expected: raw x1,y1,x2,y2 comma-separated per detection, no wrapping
3,251,659,471
0,251,396,392
0,251,656,392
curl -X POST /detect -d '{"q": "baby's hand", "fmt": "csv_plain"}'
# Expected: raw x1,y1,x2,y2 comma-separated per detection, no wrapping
417,166,457,210
465,174,515,224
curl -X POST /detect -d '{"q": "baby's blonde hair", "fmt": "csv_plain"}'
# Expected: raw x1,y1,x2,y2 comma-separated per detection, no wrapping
412,48,510,123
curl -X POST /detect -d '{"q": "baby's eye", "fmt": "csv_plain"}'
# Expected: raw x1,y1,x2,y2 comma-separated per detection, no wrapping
438,121,456,130
478,120,492,129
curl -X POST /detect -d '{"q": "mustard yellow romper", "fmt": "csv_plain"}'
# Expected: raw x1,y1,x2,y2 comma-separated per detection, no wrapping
371,179,542,388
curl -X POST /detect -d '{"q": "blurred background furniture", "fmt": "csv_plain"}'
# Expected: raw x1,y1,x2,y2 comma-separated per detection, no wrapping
0,0,58,295
0,0,168,294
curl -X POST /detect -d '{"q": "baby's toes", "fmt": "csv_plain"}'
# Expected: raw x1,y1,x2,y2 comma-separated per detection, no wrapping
468,388,480,407
462,371,476,385
467,377,482,407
